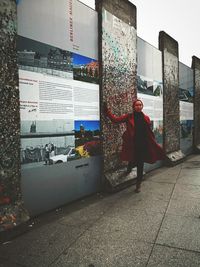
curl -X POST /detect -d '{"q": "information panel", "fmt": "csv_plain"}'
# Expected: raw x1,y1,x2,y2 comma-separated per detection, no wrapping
137,37,163,146
17,0,100,168
179,62,194,155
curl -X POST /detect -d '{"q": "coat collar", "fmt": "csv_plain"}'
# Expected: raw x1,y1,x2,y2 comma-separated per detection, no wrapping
129,112,148,127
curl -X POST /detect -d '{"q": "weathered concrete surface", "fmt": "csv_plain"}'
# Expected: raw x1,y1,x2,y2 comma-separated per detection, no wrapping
159,31,184,165
96,0,137,189
1,154,200,266
192,56,200,152
0,0,29,231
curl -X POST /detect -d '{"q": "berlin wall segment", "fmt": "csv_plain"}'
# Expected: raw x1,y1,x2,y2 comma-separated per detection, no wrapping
159,31,185,165
0,0,29,232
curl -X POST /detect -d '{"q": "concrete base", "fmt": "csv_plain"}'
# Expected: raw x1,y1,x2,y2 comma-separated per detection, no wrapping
104,167,137,192
165,150,185,166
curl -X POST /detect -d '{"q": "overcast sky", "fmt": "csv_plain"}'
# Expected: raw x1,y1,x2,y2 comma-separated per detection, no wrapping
80,0,200,67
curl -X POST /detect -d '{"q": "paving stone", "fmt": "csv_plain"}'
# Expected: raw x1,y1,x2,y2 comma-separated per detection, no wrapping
53,238,152,267
0,258,23,267
147,244,200,267
172,184,200,199
186,156,200,162
114,188,169,214
156,214,200,252
84,208,164,243
167,197,200,217
147,166,181,184
57,199,111,226
177,174,200,186
138,181,174,201
0,223,86,267
178,169,200,177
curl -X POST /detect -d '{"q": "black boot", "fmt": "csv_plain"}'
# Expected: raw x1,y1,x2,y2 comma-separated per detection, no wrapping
135,182,141,193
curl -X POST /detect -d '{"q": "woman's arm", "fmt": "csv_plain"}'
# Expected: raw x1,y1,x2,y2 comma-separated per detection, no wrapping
104,102,128,123
144,114,151,125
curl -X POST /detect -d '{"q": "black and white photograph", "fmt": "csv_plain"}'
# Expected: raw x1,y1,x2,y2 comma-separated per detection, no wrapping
17,36,73,79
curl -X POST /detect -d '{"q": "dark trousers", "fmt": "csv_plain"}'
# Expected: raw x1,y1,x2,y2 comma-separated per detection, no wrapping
127,160,144,185
136,161,144,185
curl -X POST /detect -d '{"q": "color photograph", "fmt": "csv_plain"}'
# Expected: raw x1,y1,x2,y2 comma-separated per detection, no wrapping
153,81,163,97
152,120,163,145
74,120,101,156
73,53,99,84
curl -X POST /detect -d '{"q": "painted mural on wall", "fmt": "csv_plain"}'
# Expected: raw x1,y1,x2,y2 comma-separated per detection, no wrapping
102,8,137,172
179,62,194,154
17,0,101,169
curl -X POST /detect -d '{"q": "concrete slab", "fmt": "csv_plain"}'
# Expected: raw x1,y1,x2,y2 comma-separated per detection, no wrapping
178,169,200,177
147,244,200,267
53,236,153,267
156,214,200,252
114,187,169,214
165,150,185,166
138,181,174,201
57,198,112,226
85,208,163,243
0,223,86,267
177,174,200,186
172,183,200,199
182,161,200,168
147,166,181,184
167,197,200,217
0,259,20,267
186,155,200,162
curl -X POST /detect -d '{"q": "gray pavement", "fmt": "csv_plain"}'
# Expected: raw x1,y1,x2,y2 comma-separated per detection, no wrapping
1,154,200,266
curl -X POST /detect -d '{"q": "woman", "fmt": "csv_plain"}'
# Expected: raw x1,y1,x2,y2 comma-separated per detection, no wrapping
104,99,165,193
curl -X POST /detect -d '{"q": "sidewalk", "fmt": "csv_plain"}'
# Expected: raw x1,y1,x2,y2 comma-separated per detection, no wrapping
1,154,200,267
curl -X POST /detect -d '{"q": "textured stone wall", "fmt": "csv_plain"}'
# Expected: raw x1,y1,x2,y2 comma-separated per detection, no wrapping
96,0,137,184
192,56,200,150
159,31,180,154
0,0,29,231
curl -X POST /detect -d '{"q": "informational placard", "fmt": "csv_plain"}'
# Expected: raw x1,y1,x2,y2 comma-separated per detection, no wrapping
17,0,98,60
137,37,163,145
179,62,194,154
17,0,100,167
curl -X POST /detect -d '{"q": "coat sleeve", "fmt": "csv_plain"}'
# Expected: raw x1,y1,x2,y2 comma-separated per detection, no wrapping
106,109,129,123
144,114,151,125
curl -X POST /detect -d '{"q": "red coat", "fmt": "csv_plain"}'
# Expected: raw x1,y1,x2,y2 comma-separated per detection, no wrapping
106,109,165,164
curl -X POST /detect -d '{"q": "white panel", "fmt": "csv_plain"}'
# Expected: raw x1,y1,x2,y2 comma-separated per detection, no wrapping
17,0,98,59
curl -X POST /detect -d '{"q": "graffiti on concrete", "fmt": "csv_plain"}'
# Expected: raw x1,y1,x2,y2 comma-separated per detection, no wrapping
101,8,137,172
0,0,29,231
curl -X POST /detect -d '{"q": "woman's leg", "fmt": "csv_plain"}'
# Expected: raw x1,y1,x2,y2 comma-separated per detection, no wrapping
135,161,144,192
126,161,133,174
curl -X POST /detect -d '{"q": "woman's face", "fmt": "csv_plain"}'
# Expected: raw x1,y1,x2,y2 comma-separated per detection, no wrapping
133,100,143,112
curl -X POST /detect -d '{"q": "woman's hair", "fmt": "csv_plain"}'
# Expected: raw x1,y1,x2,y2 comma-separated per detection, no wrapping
132,99,144,108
